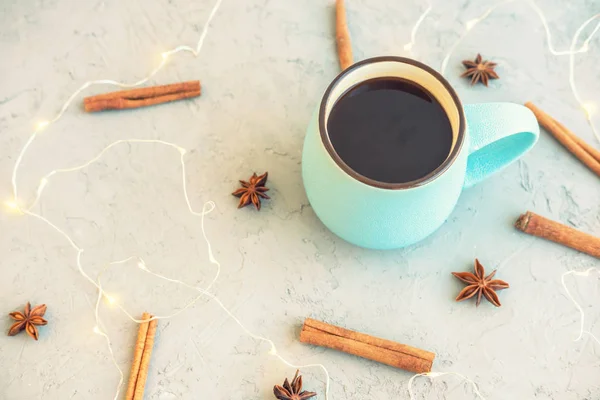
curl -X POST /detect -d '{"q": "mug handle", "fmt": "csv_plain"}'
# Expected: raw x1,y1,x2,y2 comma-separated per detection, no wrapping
463,102,539,189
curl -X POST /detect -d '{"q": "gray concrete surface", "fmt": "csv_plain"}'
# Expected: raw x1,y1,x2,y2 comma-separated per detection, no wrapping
1,0,599,399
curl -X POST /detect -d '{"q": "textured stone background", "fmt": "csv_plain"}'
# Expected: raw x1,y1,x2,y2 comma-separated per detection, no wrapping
1,0,599,399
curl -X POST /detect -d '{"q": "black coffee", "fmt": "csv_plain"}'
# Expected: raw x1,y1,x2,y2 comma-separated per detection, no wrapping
327,77,453,184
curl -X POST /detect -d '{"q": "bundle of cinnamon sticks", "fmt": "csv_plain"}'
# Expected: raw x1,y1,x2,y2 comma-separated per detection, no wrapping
525,102,600,178
125,313,158,400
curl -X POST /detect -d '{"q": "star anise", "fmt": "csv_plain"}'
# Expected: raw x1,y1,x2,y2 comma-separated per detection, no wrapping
232,172,270,210
452,259,509,307
8,302,48,340
461,54,499,86
273,370,317,400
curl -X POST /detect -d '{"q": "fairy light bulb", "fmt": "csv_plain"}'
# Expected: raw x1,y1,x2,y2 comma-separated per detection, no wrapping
581,42,589,52
161,52,169,60
39,178,49,191
5,200,18,210
93,326,102,334
105,294,117,305
404,43,414,51
138,261,147,270
465,19,478,31
583,103,596,119
37,121,49,131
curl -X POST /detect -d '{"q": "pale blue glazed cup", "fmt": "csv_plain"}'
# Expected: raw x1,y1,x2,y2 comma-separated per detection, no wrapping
302,56,539,249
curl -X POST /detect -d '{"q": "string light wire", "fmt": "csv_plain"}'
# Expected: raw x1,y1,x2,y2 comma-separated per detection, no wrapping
7,0,600,398
7,0,331,398
405,3,600,393
439,0,598,75
10,0,223,206
403,1,432,52
568,14,600,142
434,0,600,148
17,139,332,400
561,268,600,346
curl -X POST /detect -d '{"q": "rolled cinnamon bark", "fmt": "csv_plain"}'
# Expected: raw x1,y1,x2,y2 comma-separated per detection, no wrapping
335,0,353,71
125,312,151,400
300,318,435,373
133,317,158,400
84,81,201,112
524,102,600,177
515,211,600,258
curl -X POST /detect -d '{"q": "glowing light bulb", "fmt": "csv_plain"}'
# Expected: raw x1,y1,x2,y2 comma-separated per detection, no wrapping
268,346,277,355
581,43,589,52
37,121,49,130
403,43,414,51
105,294,117,305
465,19,478,31
583,102,596,119
93,326,102,334
179,148,187,155
39,178,49,190
161,52,169,60
4,200,22,214
138,261,147,270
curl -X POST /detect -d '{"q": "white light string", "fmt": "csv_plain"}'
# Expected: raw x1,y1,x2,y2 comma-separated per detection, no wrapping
568,15,600,143
6,0,332,398
561,268,600,346
6,0,600,399
434,0,600,144
14,140,332,400
9,0,226,205
438,0,598,75
403,1,432,53
403,2,600,398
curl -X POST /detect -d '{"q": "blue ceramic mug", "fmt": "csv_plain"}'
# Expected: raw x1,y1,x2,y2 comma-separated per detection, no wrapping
302,56,539,249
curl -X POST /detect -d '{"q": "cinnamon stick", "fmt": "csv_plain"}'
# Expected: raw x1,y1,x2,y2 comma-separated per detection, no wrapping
133,317,158,400
84,81,201,112
552,118,600,163
515,211,600,258
125,312,151,400
335,0,353,71
524,102,600,177
299,318,435,373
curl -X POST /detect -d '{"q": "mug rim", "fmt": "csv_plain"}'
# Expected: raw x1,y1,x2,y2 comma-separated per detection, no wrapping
319,56,466,190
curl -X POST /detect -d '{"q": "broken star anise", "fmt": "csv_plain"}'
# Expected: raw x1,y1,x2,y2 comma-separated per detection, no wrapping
461,54,499,86
452,259,509,307
273,370,317,400
8,302,48,340
232,172,270,210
